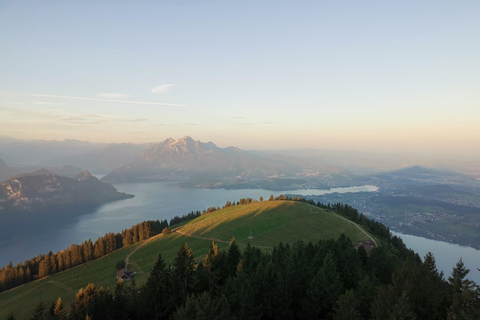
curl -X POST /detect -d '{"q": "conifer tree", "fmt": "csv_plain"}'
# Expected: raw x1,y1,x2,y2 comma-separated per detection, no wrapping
172,243,196,306
143,253,173,319
204,241,219,270
172,292,234,320
30,302,48,320
111,280,128,320
302,252,343,318
448,258,480,319
334,289,361,320
53,297,65,320
390,291,417,320
38,258,51,278
227,237,241,277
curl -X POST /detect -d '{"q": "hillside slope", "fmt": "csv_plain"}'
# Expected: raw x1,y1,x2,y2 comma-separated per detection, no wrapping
0,200,375,319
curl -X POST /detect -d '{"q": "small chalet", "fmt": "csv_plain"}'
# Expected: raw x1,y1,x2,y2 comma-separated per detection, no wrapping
355,240,375,255
116,269,133,282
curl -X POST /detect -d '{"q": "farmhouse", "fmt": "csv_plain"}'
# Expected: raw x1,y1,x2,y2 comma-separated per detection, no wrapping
355,240,375,255
116,269,134,281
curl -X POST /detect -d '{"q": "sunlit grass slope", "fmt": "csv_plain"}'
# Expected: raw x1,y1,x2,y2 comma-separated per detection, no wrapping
0,200,373,320
179,200,369,247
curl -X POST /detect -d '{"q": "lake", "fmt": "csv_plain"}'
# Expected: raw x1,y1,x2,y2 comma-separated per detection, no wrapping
2,182,478,284
392,232,480,284
0,182,377,267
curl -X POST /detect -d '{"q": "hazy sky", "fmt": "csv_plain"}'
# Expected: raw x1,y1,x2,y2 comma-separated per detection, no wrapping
1,1,479,156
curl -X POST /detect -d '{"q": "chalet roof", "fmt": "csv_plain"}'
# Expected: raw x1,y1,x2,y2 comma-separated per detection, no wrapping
355,240,375,255
117,269,131,279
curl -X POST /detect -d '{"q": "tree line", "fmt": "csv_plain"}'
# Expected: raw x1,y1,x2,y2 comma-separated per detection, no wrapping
0,195,275,294
0,220,168,293
19,233,480,320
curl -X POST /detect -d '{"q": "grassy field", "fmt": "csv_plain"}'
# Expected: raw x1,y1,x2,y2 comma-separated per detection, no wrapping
0,200,374,320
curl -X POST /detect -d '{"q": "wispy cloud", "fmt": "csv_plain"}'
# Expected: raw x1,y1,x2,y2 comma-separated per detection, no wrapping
61,116,104,125
151,84,176,94
126,118,148,122
32,101,65,106
26,94,185,107
97,93,131,99
232,116,247,119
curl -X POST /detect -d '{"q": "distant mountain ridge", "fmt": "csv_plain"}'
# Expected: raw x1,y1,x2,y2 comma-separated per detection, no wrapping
45,143,149,174
0,137,99,165
102,136,354,188
0,159,18,183
0,169,133,213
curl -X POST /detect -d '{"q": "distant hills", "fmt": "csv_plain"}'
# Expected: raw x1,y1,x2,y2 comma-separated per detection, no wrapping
0,136,98,165
0,157,85,182
0,159,17,183
0,169,133,213
0,136,149,174
45,143,149,174
101,136,354,188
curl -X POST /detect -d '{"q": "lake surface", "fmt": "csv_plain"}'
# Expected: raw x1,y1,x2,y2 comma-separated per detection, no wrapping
0,183,377,266
393,232,480,284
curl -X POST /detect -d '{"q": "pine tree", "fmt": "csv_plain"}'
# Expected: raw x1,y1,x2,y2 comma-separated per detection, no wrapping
30,302,48,320
53,297,65,320
448,258,480,319
448,258,470,294
172,243,196,306
111,280,128,320
172,292,234,320
302,252,343,318
143,253,173,319
389,291,417,320
414,252,449,320
38,258,51,278
74,283,98,319
227,237,241,277
334,289,361,320
204,241,219,270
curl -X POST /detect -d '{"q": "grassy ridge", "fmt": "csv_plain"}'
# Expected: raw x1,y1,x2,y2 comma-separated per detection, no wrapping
180,201,369,246
0,200,374,320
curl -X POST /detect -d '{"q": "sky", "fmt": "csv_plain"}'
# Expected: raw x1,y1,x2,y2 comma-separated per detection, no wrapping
1,1,479,157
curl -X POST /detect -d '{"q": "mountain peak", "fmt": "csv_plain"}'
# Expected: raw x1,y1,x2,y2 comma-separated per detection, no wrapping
74,170,95,181
24,169,54,176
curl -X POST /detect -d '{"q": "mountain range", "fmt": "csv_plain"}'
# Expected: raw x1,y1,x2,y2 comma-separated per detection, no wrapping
101,136,354,188
0,159,17,183
0,169,133,213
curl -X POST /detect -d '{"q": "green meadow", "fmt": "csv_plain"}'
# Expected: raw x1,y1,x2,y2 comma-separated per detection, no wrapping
0,200,375,319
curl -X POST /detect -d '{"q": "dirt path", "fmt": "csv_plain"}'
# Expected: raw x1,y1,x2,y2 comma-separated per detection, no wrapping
125,233,162,268
174,229,274,249
306,203,378,246
47,280,75,293
175,229,230,244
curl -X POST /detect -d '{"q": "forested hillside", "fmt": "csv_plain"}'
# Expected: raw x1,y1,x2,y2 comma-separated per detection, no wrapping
3,198,480,319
